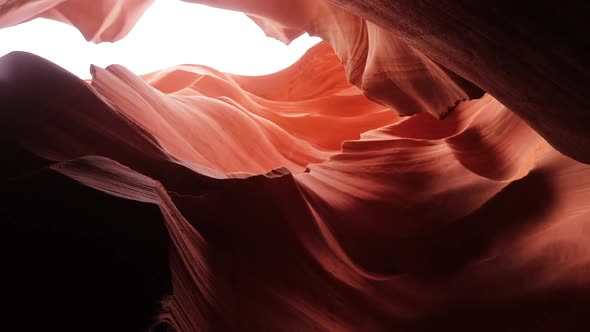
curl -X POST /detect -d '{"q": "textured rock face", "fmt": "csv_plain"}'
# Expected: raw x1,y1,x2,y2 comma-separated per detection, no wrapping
1,1,590,331
325,0,590,164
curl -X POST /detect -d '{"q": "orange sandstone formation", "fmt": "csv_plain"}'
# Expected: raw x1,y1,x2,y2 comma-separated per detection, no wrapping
1,1,590,331
0,0,154,42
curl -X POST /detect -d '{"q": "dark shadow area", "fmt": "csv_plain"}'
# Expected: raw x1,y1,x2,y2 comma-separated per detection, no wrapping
1,168,172,331
414,286,590,332
402,171,555,277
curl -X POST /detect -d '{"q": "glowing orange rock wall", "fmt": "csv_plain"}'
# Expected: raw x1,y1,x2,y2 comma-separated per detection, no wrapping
1,1,590,331
185,0,484,119
325,0,590,163
0,0,154,42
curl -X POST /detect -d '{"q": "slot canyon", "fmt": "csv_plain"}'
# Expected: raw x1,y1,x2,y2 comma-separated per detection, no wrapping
1,1,590,331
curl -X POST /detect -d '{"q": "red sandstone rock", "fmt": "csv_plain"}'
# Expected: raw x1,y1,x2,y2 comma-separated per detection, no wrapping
1,1,590,331
0,0,154,42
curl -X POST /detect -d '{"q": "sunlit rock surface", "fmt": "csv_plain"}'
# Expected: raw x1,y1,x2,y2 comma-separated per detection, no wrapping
1,1,590,331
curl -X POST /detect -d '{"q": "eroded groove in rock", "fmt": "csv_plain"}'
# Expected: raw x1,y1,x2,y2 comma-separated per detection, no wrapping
326,0,590,163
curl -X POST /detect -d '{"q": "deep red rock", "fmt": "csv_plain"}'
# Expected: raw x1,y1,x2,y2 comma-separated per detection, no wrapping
1,1,590,331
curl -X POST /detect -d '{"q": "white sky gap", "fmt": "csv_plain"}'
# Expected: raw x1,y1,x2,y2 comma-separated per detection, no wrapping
0,0,321,79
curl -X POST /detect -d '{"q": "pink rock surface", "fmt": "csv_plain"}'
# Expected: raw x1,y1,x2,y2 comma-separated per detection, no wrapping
1,1,590,331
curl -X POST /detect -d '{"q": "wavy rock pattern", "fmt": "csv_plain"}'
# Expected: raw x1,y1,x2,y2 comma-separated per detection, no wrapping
0,0,154,42
2,1,590,331
325,0,590,163
185,0,484,119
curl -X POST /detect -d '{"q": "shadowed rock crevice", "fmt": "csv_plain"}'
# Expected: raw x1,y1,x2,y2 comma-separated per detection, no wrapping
1,170,172,332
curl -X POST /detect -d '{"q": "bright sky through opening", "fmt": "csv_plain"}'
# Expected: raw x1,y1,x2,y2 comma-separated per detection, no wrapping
0,0,321,79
